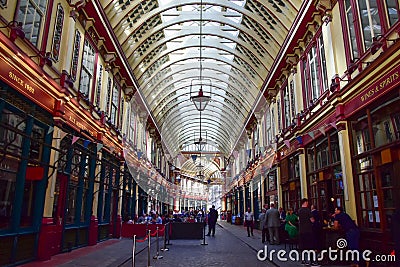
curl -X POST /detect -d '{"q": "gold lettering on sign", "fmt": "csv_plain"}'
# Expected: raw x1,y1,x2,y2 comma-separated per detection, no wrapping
68,115,95,136
361,71,399,102
8,71,35,94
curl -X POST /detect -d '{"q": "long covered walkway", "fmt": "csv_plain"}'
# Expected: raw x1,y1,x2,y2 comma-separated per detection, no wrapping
21,221,349,267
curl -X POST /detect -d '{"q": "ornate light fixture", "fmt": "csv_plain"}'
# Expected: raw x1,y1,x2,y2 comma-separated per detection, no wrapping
0,21,25,42
190,0,211,152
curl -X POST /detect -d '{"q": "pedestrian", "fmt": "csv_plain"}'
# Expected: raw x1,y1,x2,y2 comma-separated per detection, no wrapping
285,207,298,239
298,198,319,266
206,205,218,237
279,207,286,221
259,208,268,243
311,204,322,251
266,203,280,245
244,207,254,237
333,207,360,267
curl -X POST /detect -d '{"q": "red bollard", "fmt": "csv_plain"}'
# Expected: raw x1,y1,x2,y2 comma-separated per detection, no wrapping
88,215,98,245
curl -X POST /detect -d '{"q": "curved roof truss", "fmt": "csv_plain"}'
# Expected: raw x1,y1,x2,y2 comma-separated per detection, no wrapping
101,0,302,175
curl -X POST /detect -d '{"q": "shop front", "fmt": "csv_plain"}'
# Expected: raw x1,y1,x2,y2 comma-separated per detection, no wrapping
0,82,54,265
344,64,400,254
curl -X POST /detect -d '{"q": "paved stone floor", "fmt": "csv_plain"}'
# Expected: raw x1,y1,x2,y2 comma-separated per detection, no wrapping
21,221,353,267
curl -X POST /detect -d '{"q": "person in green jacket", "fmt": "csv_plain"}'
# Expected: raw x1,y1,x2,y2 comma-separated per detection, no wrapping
285,208,298,239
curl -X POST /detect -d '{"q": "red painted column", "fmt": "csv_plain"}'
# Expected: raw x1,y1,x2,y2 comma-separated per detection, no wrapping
88,215,98,246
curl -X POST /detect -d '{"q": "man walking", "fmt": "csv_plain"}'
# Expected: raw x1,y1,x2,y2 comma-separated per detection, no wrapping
259,208,268,243
206,205,218,237
266,203,280,245
244,207,254,237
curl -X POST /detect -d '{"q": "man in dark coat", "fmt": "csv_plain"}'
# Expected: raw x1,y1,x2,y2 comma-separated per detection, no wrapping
206,205,218,237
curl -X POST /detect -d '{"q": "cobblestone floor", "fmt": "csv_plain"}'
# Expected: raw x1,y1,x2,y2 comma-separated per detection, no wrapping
21,221,353,267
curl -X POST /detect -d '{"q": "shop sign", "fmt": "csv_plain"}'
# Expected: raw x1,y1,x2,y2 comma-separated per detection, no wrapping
346,64,400,115
25,166,44,181
64,107,97,137
0,55,54,112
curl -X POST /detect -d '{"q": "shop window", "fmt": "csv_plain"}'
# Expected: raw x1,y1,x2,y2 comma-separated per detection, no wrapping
0,104,50,230
307,146,316,172
65,146,90,225
356,169,380,229
316,139,329,169
330,134,341,163
29,125,44,161
98,154,119,223
306,132,343,219
354,122,371,155
16,0,48,47
391,112,400,139
79,39,96,97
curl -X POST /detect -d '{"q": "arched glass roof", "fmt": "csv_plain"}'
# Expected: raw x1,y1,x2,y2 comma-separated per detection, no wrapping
101,0,302,175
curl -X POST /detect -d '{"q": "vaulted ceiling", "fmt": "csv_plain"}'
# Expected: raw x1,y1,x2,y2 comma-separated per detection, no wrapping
99,0,305,159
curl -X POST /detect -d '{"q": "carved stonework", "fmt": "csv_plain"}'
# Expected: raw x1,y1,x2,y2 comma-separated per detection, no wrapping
286,54,298,66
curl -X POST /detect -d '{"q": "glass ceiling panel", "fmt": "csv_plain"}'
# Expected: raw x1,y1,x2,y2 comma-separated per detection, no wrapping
104,0,301,198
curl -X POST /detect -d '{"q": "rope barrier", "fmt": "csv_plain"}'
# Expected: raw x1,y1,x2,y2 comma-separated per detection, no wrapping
135,235,148,243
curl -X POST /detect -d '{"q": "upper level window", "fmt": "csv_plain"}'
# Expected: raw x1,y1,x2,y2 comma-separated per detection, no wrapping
265,109,272,146
16,0,48,47
110,84,120,125
282,83,291,129
276,97,282,132
342,0,395,61
79,39,96,97
359,0,382,50
301,33,328,108
386,0,400,26
128,108,136,144
282,81,297,130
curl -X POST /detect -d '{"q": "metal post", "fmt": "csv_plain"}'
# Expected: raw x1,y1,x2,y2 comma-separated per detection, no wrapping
147,230,151,267
201,221,208,245
153,226,163,259
132,235,136,267
161,223,169,251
